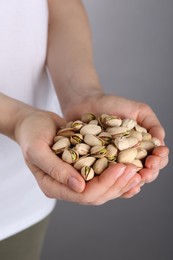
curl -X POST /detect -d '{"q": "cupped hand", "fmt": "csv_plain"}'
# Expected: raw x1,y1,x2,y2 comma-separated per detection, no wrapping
63,93,169,198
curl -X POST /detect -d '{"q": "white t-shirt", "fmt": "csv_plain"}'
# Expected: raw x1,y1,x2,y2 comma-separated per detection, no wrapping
0,0,62,240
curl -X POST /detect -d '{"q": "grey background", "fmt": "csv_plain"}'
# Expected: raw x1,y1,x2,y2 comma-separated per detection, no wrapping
42,1,173,259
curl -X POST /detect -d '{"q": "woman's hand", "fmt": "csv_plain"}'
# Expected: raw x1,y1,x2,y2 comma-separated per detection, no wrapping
63,93,169,198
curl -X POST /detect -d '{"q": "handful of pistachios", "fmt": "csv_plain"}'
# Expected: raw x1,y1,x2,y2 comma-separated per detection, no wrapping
52,113,160,181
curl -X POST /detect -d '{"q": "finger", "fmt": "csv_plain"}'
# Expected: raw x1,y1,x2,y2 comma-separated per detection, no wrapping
26,142,85,193
89,164,139,205
145,154,161,169
152,146,169,169
120,185,141,199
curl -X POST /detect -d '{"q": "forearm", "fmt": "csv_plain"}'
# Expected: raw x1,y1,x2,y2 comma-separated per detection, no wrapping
47,0,102,113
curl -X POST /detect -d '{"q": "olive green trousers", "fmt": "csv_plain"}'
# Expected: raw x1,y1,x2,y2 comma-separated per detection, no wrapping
0,216,50,260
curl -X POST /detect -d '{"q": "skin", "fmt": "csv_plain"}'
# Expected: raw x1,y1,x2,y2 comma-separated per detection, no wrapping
0,0,169,205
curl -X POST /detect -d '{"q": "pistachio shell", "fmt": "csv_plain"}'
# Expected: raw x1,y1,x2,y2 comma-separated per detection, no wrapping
117,148,138,163
130,130,143,141
62,148,79,164
93,157,108,175
114,136,129,151
70,133,83,145
135,124,147,133
88,119,99,125
142,132,152,141
71,120,85,131
80,124,102,136
84,134,103,146
131,159,143,171
98,132,112,145
52,137,71,154
74,143,91,156
102,115,122,127
107,126,129,137
136,148,148,160
81,113,96,123
152,137,161,146
121,118,137,130
90,145,107,158
73,156,96,170
57,127,75,137
106,144,118,161
81,166,95,181
53,135,64,143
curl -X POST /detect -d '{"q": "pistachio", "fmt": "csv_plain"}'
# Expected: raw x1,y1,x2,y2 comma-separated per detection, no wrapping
70,133,83,145
121,118,137,130
73,156,96,170
107,126,130,137
93,157,108,175
114,136,129,151
80,124,102,136
98,132,112,145
90,145,107,158
142,132,152,141
62,148,79,164
74,143,91,156
106,144,118,161
130,130,143,141
71,120,85,131
102,115,122,127
81,166,95,181
131,159,143,171
136,148,148,160
88,119,99,125
84,134,103,147
53,135,64,143
52,137,71,154
117,148,137,163
57,127,75,137
81,113,96,123
135,124,147,133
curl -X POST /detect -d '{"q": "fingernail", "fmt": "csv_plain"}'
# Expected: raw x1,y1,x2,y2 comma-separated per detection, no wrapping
68,177,82,192
125,168,137,181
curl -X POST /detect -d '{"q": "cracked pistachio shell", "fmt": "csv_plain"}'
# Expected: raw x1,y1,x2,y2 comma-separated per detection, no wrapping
52,137,71,154
121,118,137,130
80,124,102,136
61,148,79,164
107,126,130,137
142,132,152,141
81,166,95,181
139,138,160,151
90,145,107,158
93,157,108,175
74,143,91,156
130,130,143,141
53,135,64,143
102,115,122,127
73,156,96,170
98,113,110,128
81,113,96,123
114,136,129,151
57,127,75,137
84,134,103,147
134,124,147,133
106,144,118,161
131,159,143,171
117,148,138,163
71,120,85,131
136,148,148,160
70,133,83,145
98,132,112,145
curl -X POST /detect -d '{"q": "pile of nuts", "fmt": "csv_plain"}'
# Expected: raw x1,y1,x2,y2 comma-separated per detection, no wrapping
52,113,160,181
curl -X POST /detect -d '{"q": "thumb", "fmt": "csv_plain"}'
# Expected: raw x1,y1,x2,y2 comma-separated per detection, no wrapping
25,143,86,193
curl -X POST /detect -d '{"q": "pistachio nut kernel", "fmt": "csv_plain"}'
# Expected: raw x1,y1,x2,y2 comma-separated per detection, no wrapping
61,148,79,164
93,157,108,175
70,133,83,145
52,137,71,154
71,120,85,131
81,166,95,181
90,145,107,158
